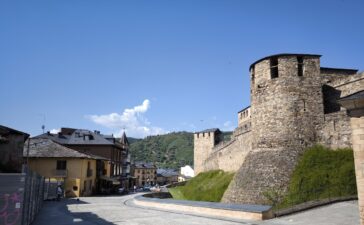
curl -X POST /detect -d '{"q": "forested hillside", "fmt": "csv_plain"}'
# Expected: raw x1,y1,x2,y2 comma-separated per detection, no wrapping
129,132,194,169
129,131,233,170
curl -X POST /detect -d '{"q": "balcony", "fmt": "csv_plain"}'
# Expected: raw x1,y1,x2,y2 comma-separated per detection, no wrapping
52,169,67,177
87,169,93,177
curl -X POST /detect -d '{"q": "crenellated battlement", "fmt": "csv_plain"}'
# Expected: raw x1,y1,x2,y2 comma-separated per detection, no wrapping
238,106,251,127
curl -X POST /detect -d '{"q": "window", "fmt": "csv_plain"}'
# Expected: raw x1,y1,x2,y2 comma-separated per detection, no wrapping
303,99,306,111
89,180,92,191
270,57,279,79
251,66,255,83
297,56,303,76
56,160,67,170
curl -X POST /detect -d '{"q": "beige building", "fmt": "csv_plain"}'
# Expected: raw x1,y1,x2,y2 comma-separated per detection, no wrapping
24,138,108,197
34,128,132,191
133,162,157,187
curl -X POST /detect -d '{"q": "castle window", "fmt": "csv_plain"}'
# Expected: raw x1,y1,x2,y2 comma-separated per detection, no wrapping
303,99,306,111
297,56,304,76
251,66,255,83
270,57,279,79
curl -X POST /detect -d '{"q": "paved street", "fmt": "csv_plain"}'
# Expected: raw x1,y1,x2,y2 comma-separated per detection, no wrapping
32,194,359,225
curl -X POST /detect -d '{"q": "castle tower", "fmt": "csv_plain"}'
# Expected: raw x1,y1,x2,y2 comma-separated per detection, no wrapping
194,128,222,175
251,54,324,151
223,54,325,204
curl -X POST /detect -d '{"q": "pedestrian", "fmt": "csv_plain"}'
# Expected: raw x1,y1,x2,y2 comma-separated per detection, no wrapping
133,185,136,193
57,185,63,201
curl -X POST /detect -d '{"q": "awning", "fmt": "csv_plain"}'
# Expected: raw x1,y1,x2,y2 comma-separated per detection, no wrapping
99,176,120,185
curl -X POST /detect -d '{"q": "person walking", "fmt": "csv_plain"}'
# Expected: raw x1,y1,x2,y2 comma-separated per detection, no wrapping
57,185,63,201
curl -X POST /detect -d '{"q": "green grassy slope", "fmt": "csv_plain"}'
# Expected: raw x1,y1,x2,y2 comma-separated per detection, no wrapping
169,170,235,202
272,145,357,208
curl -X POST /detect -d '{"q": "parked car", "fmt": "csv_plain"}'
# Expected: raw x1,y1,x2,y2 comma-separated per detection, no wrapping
143,185,151,191
118,187,128,195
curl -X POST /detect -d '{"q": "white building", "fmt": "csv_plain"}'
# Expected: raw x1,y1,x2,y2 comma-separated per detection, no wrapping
180,165,194,178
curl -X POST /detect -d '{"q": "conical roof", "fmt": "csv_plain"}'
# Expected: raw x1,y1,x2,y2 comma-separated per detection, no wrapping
120,132,129,146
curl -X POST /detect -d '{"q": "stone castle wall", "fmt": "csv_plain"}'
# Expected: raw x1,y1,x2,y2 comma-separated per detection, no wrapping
202,121,252,172
193,132,216,175
319,72,364,149
223,55,325,204
320,110,352,149
194,53,363,205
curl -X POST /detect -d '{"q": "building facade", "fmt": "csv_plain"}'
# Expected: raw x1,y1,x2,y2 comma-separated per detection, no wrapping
24,138,106,197
0,125,29,173
34,128,132,191
194,53,364,204
180,165,194,178
132,162,157,187
156,169,179,185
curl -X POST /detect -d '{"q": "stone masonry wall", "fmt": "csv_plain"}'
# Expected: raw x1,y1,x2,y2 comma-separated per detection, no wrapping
202,122,252,172
223,55,325,204
320,110,352,149
193,132,216,175
238,107,251,127
194,54,362,205
319,72,364,149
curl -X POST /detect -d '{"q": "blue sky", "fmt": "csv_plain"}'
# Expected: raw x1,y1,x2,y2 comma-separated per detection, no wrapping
1,0,363,138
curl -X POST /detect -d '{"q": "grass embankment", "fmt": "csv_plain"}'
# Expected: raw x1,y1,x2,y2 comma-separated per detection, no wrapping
169,170,235,202
273,145,357,208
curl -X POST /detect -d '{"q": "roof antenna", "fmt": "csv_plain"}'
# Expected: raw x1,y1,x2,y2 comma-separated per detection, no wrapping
39,114,46,134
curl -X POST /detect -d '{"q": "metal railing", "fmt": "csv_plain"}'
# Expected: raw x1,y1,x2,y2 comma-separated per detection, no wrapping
22,168,45,225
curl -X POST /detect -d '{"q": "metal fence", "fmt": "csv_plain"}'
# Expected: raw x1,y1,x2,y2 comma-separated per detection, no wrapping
22,168,44,225
0,168,45,225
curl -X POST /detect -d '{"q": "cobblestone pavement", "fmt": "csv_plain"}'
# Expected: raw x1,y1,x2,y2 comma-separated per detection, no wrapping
32,194,359,225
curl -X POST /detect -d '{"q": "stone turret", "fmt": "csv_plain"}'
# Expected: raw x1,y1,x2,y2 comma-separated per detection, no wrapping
251,54,324,151
223,54,325,204
193,128,222,175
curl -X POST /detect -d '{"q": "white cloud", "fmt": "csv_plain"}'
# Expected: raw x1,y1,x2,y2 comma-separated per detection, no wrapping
50,128,60,134
223,121,231,127
86,99,166,138
223,121,235,131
